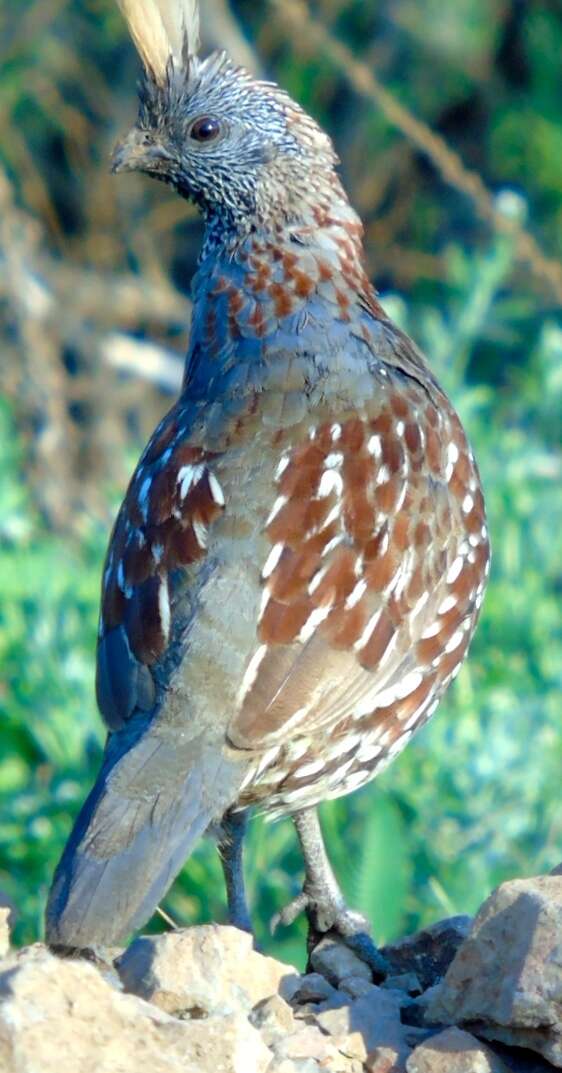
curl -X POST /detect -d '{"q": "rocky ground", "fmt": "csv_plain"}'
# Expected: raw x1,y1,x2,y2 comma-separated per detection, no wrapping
1,873,561,1072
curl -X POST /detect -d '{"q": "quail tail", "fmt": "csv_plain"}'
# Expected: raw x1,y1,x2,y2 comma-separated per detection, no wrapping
46,717,248,950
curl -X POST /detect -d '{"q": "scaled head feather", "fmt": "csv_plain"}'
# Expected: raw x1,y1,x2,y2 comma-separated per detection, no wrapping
116,0,200,82
112,0,348,237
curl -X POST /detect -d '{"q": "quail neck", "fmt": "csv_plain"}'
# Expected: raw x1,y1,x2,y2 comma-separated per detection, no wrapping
112,52,389,402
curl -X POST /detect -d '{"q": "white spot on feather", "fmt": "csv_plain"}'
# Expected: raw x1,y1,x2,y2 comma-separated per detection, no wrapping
320,504,341,532
412,591,429,617
275,455,290,480
177,463,205,500
254,745,281,778
262,542,284,579
297,605,331,643
354,681,398,717
341,769,370,792
158,580,170,641
403,702,430,731
446,556,464,584
208,471,225,506
354,609,382,651
193,518,208,549
445,630,464,654
395,670,423,699
322,533,344,556
325,452,344,469
258,588,270,622
266,494,288,526
345,578,367,610
357,741,383,763
447,443,459,466
237,644,268,705
293,757,326,780
318,470,343,498
308,565,329,595
285,738,311,762
367,434,382,459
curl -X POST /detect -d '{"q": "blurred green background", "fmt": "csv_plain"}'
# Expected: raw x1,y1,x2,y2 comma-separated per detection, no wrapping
0,0,561,968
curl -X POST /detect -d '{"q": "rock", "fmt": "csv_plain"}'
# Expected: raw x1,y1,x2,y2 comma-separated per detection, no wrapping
406,1027,512,1072
289,972,337,1005
309,935,373,986
310,986,410,1066
472,1025,562,1070
427,876,562,1067
0,945,272,1073
366,1045,409,1072
271,1022,345,1065
267,1061,322,1073
401,984,447,1028
117,924,300,1017
382,973,423,996
7,889,562,1073
478,1040,558,1072
174,1011,272,1073
250,993,296,1045
339,974,379,998
382,916,472,990
0,909,10,959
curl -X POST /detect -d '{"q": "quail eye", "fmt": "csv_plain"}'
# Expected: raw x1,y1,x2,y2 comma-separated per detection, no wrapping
190,116,221,143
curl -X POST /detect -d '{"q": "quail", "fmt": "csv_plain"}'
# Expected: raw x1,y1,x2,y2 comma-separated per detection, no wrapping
46,0,490,972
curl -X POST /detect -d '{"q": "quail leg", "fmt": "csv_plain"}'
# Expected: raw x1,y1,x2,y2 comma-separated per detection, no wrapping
273,807,388,979
218,809,253,934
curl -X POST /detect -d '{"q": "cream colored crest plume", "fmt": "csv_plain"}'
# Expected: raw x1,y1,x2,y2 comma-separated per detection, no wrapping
116,0,200,83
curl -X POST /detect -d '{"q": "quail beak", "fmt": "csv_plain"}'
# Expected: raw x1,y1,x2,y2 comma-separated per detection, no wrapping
111,128,173,175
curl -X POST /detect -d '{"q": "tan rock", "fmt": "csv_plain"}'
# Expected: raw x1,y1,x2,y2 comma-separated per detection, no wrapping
175,1013,272,1073
310,986,409,1065
250,993,296,1045
266,1061,321,1073
405,1027,511,1072
117,924,300,1016
0,946,271,1073
309,936,373,986
0,909,10,959
427,875,562,1066
272,1022,344,1064
366,1045,409,1072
